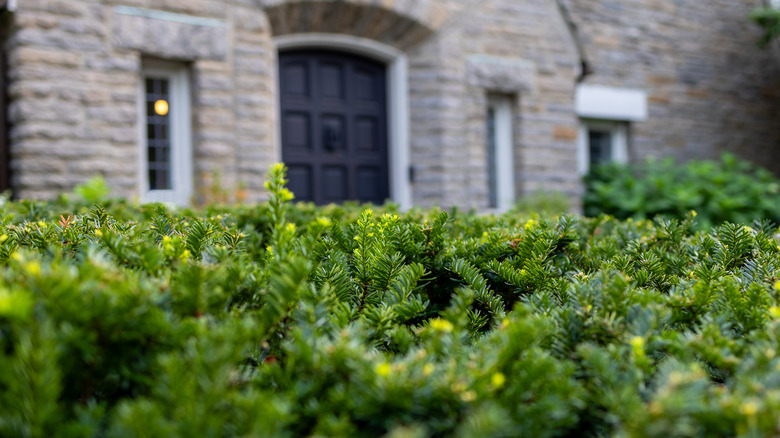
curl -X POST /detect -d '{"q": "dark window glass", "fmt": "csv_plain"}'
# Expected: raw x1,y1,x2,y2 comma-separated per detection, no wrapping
486,107,498,209
588,129,612,167
145,77,171,190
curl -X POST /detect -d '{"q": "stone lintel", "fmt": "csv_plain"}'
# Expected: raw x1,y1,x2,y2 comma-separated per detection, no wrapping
112,6,227,61
465,55,536,94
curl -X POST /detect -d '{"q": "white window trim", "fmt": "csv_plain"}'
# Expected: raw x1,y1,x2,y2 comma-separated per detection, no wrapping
137,62,193,206
274,33,411,210
487,95,515,212
575,84,647,122
577,120,628,175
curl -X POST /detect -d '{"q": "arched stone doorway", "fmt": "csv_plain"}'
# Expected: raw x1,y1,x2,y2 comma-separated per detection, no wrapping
265,0,447,208
275,34,412,208
279,49,389,204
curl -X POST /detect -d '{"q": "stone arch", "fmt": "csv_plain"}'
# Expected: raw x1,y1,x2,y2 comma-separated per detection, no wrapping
258,0,450,51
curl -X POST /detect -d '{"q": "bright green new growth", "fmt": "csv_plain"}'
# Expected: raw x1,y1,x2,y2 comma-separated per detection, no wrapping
3,164,780,437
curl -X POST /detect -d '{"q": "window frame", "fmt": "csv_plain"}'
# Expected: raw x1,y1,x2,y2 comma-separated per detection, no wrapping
137,61,192,205
486,94,515,211
577,119,628,175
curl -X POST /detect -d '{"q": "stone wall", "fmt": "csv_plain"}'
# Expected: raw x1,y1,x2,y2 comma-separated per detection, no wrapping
5,0,585,209
7,0,778,208
406,0,581,209
562,0,780,172
1,9,11,191
5,0,277,202
9,1,138,198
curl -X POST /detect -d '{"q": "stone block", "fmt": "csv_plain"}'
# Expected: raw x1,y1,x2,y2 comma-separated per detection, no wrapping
86,106,136,124
112,6,228,61
465,55,537,93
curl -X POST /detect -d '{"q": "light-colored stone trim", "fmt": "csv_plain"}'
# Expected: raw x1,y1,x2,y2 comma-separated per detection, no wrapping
274,33,411,209
112,6,228,61
575,84,647,122
465,55,536,94
115,6,224,28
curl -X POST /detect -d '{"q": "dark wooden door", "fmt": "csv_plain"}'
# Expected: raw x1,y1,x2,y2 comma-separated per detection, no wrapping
279,50,389,205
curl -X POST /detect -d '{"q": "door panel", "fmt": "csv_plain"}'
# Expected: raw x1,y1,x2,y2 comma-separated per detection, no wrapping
322,166,348,202
287,164,312,200
355,116,379,151
279,50,388,205
356,166,382,200
283,112,311,150
319,62,344,99
283,62,309,96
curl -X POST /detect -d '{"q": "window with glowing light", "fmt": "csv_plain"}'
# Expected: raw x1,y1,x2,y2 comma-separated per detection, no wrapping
139,62,192,205
145,77,172,190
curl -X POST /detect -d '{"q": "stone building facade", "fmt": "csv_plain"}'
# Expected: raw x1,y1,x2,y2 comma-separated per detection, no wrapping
0,0,777,210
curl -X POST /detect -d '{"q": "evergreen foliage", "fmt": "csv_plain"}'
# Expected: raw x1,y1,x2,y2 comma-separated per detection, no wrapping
2,165,780,436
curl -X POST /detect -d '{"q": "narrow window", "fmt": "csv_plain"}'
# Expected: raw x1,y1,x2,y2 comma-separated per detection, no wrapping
486,95,515,211
577,120,628,174
145,77,171,190
486,106,498,208
587,128,612,167
139,62,192,205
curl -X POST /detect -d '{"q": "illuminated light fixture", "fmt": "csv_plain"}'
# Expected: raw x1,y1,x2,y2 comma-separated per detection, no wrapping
154,99,169,116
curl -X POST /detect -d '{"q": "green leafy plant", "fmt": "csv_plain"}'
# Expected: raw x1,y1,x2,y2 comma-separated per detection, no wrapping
72,175,111,204
584,154,780,228
751,6,780,48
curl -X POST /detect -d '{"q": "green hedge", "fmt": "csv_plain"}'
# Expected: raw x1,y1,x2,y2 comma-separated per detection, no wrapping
584,154,780,228
4,165,780,437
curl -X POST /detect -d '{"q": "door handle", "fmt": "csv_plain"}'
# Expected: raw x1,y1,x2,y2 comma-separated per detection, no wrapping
323,125,340,151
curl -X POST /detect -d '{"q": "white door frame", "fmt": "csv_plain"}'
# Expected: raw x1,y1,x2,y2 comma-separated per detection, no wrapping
274,33,411,209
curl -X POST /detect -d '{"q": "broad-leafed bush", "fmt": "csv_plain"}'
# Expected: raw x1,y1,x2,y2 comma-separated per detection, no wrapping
752,6,780,48
3,164,780,437
584,154,780,228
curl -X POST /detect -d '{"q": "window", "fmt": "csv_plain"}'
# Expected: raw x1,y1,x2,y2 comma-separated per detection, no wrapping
574,84,646,174
138,62,192,205
486,95,515,211
577,120,628,174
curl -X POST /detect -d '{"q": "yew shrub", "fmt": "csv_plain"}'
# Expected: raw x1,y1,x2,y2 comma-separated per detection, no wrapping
3,165,780,437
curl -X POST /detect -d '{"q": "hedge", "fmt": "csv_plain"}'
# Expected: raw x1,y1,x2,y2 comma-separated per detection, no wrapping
3,164,780,437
